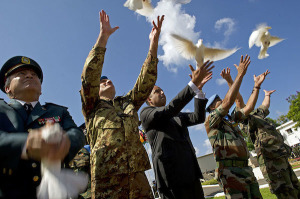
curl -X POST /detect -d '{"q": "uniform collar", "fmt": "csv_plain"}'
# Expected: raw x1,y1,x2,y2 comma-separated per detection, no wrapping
16,99,38,108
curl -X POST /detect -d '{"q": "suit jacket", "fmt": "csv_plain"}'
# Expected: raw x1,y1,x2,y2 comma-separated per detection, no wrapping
0,98,84,199
140,85,208,189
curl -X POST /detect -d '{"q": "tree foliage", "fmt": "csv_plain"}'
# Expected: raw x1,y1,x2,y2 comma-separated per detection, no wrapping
266,117,280,127
286,91,300,129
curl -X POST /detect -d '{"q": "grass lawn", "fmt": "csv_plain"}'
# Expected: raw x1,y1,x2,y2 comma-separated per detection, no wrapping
291,160,300,169
207,187,277,199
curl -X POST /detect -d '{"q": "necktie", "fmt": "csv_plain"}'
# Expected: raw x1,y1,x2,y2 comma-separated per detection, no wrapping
24,103,33,115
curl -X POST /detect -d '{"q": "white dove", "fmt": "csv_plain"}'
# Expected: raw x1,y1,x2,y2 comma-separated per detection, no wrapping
249,24,284,59
171,33,239,67
124,0,154,17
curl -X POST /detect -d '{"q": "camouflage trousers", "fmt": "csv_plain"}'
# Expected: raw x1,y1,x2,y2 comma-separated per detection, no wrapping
217,166,262,199
91,171,154,199
258,155,300,199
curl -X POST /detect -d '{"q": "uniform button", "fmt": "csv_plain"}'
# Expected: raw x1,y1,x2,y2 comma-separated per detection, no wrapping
3,168,6,174
33,176,39,182
32,163,37,168
8,169,12,175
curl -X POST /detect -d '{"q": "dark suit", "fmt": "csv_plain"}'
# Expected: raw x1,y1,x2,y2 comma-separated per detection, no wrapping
0,99,84,199
140,85,208,199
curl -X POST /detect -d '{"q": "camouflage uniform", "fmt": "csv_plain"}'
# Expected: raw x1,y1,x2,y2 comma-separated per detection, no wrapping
69,147,91,199
80,46,158,199
244,105,300,199
205,105,262,199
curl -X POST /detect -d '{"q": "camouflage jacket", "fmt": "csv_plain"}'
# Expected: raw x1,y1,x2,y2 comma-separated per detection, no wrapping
80,47,158,178
245,105,292,159
205,105,249,162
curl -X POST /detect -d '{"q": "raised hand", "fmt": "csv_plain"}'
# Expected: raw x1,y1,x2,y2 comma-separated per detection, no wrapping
264,89,276,96
100,10,119,38
234,55,251,77
149,15,164,44
254,69,270,87
189,60,214,89
220,67,233,83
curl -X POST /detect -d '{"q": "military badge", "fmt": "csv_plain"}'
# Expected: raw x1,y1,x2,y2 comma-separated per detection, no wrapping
38,116,61,125
21,57,30,64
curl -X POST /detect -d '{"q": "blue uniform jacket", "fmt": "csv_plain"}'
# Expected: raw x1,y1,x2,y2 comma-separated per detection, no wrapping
0,98,84,199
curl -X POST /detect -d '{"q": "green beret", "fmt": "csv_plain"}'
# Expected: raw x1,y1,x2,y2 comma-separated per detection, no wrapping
0,56,43,93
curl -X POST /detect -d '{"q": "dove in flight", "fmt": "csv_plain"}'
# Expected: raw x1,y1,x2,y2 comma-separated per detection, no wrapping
249,24,284,59
171,33,239,67
124,0,154,17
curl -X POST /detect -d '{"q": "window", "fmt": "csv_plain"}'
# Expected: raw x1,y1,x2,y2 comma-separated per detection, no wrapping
286,128,293,134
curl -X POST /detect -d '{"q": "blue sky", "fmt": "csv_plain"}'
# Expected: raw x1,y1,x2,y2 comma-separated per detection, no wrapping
1,0,300,160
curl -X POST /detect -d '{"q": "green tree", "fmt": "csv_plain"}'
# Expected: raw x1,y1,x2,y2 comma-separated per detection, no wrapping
266,117,280,127
276,114,289,125
286,91,300,129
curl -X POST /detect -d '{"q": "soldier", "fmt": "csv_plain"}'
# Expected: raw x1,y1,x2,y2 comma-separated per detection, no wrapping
0,56,84,198
220,68,300,198
80,10,164,198
69,123,91,199
204,55,267,199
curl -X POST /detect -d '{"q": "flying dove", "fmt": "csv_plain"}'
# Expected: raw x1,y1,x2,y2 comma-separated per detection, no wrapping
124,0,154,17
249,24,284,59
171,33,239,67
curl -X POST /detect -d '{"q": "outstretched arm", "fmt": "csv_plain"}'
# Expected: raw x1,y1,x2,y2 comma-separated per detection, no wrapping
220,67,246,109
242,70,270,116
262,89,276,109
81,10,119,117
221,55,251,113
130,16,164,110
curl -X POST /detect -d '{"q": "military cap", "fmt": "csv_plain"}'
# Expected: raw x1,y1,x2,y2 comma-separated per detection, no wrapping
100,76,108,81
206,94,220,112
0,56,43,93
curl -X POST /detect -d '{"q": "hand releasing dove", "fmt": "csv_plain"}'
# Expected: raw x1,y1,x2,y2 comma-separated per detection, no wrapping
124,0,154,17
249,24,284,59
171,33,239,67
37,123,88,199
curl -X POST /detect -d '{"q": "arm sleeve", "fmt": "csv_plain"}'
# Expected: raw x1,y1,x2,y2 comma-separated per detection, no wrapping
127,53,158,111
80,47,106,118
179,98,208,127
61,108,85,163
140,85,195,129
206,105,228,129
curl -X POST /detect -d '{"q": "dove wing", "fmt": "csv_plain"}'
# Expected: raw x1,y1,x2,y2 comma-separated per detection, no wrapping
171,34,197,60
204,47,239,62
124,0,143,11
269,36,284,47
136,0,154,17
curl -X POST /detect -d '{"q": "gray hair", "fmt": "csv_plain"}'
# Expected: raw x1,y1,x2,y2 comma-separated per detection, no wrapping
4,76,12,98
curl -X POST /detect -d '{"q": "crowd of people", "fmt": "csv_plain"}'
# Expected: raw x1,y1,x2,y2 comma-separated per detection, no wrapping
0,9,299,199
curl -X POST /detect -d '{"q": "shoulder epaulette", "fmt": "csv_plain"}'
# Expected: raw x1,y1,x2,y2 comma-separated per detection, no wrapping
45,102,68,109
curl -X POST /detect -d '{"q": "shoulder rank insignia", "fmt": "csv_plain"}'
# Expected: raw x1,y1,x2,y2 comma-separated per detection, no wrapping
38,116,61,125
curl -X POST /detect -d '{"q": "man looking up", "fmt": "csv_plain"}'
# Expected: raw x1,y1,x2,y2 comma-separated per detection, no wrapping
140,61,214,199
221,68,300,199
0,56,84,198
205,55,265,199
80,10,164,198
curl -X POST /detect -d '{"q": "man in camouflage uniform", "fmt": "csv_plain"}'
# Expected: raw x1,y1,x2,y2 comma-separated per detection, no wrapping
70,123,91,199
205,55,268,199
244,91,300,198
221,68,300,198
80,10,164,198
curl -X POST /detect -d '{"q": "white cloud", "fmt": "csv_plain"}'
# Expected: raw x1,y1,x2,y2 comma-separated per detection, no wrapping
194,147,200,156
182,108,191,112
204,139,213,154
208,17,237,48
216,78,227,86
146,0,200,72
